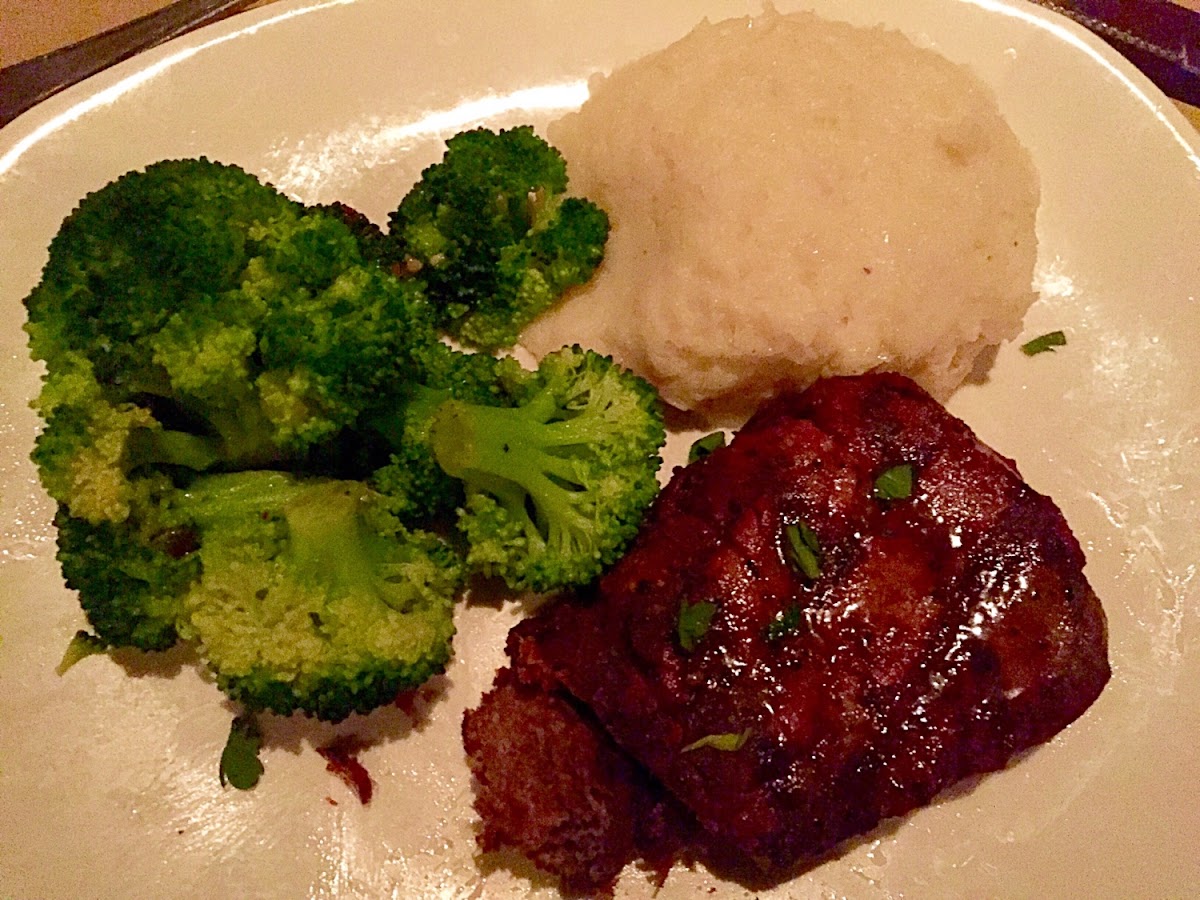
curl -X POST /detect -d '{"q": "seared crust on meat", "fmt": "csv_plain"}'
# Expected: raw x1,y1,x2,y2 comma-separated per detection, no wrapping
463,629,696,895
462,665,642,893
465,373,1110,882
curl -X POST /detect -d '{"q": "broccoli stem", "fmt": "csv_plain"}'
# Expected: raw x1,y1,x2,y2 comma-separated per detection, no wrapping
185,472,429,612
125,375,286,470
202,406,286,468
431,390,601,471
430,398,545,480
278,481,385,600
362,384,454,449
430,397,591,548
125,412,284,473
127,428,224,472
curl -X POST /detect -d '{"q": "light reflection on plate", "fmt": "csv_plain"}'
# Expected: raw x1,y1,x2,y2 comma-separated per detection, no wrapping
1,1,1198,897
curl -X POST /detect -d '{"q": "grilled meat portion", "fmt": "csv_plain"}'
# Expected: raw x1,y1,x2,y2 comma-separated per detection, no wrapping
463,630,696,895
464,373,1110,884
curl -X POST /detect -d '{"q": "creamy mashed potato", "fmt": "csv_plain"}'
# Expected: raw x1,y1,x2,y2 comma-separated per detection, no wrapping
521,8,1039,419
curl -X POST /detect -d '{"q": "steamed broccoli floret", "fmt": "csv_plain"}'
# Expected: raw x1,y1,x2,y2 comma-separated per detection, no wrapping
429,345,664,592
366,342,530,525
174,471,462,721
28,145,652,739
54,504,199,651
31,352,215,525
51,465,465,719
388,126,609,350
24,158,437,486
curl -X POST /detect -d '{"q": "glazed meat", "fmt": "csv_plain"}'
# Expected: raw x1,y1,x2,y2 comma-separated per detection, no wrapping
462,636,696,894
464,373,1109,886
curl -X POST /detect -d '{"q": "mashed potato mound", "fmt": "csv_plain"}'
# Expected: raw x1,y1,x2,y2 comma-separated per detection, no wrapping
521,9,1039,419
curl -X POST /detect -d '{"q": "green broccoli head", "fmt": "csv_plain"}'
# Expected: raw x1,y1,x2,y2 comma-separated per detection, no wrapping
388,126,609,350
367,342,530,526
24,158,438,473
31,350,221,525
174,471,463,722
54,504,199,651
429,345,664,593
27,144,631,735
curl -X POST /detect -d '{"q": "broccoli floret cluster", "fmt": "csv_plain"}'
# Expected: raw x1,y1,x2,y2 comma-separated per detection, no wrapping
388,125,610,351
26,138,659,729
175,473,462,721
431,345,664,592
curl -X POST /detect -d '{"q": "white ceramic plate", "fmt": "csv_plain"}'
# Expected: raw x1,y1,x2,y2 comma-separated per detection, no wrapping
2,1,1198,897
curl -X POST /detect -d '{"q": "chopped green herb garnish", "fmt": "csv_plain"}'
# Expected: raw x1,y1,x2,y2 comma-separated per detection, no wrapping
682,729,752,753
765,603,802,641
783,521,821,579
873,463,914,500
219,714,264,790
677,599,718,651
1021,330,1067,356
687,431,726,464
55,630,108,676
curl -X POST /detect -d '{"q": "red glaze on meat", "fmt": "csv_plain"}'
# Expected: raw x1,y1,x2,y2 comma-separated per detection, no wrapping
464,373,1110,885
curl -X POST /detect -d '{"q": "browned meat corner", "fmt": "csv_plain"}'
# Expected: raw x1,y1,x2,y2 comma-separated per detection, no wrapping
463,629,696,895
464,372,1110,887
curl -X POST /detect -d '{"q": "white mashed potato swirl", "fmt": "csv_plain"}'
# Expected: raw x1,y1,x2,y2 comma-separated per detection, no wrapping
522,8,1039,419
